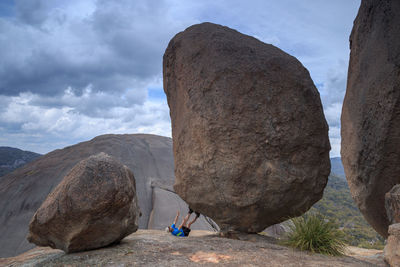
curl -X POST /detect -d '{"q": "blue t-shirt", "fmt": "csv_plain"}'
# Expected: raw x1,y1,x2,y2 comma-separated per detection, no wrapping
170,224,185,237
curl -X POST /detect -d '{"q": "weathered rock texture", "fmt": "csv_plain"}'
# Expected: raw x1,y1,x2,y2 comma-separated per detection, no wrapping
384,223,400,267
163,22,330,233
341,0,400,238
27,153,140,253
0,134,215,257
0,230,386,267
385,185,400,225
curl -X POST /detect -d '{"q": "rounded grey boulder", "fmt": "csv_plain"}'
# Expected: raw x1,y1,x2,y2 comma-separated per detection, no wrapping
163,22,330,233
27,153,140,253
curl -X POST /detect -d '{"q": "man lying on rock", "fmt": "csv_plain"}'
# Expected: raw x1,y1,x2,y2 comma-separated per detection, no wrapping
166,208,200,237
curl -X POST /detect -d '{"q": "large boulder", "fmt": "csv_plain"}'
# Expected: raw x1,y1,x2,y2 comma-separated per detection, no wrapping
341,0,400,238
27,153,140,253
163,22,330,233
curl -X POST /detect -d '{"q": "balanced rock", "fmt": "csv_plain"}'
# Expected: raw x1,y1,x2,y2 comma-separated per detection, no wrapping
386,185,400,225
163,22,330,233
27,153,140,253
341,0,400,237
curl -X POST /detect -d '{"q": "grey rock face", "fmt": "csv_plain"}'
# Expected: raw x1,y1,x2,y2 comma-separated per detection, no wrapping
28,153,140,253
341,0,400,238
147,186,219,232
163,22,330,233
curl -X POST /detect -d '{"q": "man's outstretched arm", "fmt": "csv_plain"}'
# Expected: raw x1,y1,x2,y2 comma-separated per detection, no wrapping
173,211,180,225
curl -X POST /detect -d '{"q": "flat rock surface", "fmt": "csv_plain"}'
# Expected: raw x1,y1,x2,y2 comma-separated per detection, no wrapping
0,230,386,267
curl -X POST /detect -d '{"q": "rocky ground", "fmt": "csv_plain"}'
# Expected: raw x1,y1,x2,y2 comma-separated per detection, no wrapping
0,230,387,266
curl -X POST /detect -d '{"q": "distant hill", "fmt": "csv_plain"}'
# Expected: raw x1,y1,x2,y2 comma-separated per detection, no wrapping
310,174,385,249
0,147,41,177
322,158,384,248
330,157,345,178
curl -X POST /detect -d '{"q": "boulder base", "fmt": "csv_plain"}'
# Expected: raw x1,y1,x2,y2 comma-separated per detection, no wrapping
27,153,140,253
163,22,330,233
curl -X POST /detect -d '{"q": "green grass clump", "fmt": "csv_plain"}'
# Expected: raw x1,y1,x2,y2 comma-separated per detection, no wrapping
282,213,346,256
310,174,385,249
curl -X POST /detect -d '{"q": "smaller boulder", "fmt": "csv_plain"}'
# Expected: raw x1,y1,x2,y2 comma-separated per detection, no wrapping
384,223,400,267
27,152,140,253
385,185,400,225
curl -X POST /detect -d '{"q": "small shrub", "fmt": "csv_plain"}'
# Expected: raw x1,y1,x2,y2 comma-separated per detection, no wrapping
281,213,346,256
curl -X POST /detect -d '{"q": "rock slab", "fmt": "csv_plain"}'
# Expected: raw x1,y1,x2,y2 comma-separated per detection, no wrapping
27,153,140,253
341,0,400,237
1,230,386,267
385,184,400,225
163,22,330,233
384,223,400,267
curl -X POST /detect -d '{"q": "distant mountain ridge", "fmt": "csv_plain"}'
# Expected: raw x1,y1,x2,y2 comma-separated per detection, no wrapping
330,157,345,178
0,147,41,177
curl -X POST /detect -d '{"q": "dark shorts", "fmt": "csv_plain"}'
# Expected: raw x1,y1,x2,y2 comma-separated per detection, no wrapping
188,207,201,218
182,226,191,237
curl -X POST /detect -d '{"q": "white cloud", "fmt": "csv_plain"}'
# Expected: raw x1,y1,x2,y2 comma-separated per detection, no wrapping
329,126,341,157
324,102,342,128
0,91,171,153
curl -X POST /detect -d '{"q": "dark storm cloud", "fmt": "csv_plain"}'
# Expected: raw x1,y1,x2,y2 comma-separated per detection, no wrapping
15,0,52,26
0,0,177,99
1,49,87,96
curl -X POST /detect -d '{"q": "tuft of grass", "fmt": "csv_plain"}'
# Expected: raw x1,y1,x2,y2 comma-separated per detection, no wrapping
281,213,346,256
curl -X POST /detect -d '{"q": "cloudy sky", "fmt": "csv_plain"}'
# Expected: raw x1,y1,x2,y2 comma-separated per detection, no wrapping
0,0,360,156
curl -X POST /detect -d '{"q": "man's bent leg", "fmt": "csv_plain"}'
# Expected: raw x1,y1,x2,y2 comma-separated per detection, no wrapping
179,213,191,229
187,214,199,229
